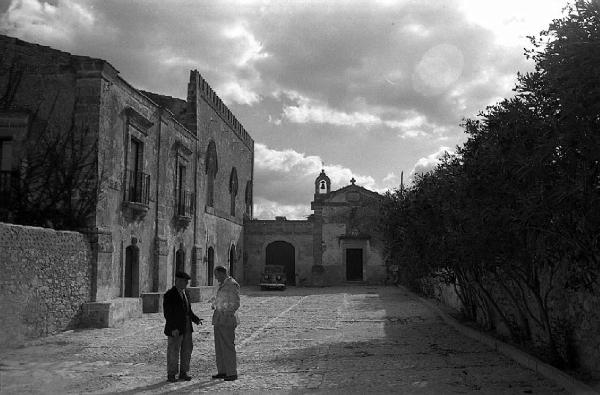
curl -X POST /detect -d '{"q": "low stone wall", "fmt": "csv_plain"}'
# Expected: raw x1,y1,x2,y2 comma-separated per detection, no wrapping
423,273,600,381
0,222,92,348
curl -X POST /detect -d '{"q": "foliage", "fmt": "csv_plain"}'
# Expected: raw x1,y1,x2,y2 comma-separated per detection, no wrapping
379,0,600,368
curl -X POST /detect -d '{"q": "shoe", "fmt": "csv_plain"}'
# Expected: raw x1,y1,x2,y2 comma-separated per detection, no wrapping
212,373,227,379
167,375,177,382
224,375,238,381
179,373,192,381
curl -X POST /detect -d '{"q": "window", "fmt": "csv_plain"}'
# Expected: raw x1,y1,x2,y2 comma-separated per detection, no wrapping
205,141,218,208
0,138,13,171
0,113,27,210
175,162,193,217
122,108,152,209
126,136,149,205
0,138,15,207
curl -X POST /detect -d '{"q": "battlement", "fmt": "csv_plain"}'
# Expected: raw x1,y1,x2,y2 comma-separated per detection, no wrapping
188,70,253,149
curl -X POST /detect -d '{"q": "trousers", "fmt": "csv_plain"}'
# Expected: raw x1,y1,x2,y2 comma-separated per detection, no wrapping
167,320,193,376
214,325,237,376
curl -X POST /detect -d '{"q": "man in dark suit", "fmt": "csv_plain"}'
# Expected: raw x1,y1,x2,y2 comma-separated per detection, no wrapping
164,271,202,382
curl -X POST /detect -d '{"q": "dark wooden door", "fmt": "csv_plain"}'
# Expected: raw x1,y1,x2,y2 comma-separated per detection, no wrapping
346,248,363,281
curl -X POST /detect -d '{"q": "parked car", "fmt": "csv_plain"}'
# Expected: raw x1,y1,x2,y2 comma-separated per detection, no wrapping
260,265,287,290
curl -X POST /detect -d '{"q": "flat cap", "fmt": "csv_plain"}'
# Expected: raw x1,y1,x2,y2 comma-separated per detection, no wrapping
175,271,191,280
214,265,227,273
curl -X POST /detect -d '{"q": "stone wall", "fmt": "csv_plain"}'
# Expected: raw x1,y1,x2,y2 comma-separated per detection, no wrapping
424,273,600,380
244,219,314,286
0,223,91,348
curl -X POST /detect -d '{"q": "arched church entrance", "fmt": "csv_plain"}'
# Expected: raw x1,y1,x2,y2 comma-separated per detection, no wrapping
265,241,295,285
207,247,214,286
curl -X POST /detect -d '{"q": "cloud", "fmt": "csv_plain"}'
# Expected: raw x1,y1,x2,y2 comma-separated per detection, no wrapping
409,146,453,180
253,143,378,219
277,90,451,140
282,94,380,127
253,198,311,220
0,0,101,45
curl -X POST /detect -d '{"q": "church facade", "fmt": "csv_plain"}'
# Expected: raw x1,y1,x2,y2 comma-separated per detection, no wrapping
244,170,387,286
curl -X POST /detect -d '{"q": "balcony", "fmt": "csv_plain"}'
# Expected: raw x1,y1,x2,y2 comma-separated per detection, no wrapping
123,170,150,218
175,190,194,227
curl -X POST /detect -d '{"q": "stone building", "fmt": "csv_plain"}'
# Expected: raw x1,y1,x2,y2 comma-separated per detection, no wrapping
0,35,254,325
245,170,387,286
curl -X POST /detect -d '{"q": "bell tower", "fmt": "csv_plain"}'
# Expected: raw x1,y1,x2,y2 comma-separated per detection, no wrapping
314,169,331,198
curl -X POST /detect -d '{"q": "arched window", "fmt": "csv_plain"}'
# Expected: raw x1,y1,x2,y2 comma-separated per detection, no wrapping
205,141,218,207
229,167,238,216
245,180,253,218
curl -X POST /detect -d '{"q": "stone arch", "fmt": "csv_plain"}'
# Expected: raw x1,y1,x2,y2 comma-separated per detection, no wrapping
207,246,215,286
265,241,296,285
124,241,140,297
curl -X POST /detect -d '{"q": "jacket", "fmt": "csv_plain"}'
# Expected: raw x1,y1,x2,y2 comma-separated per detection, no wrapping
212,277,240,327
163,286,200,336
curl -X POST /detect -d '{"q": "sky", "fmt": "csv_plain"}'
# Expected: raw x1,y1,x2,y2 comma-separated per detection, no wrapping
0,0,571,219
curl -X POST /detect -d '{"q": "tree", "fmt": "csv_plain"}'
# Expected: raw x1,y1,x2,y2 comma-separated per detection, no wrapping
380,0,600,368
1,56,101,230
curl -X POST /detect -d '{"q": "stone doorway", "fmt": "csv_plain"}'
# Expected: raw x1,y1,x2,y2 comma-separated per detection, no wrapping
124,244,140,297
229,244,236,278
346,248,363,281
207,247,214,286
266,241,296,285
175,246,185,274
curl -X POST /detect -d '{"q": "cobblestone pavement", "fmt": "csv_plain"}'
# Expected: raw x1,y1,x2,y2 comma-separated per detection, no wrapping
0,286,567,394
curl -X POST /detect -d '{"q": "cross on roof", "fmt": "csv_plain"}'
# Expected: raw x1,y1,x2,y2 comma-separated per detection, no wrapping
350,177,356,185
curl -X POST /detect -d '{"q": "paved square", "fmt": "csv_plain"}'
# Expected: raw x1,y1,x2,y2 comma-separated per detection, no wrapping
0,286,566,394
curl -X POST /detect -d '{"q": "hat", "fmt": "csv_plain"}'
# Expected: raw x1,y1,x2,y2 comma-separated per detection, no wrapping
214,265,227,273
175,271,191,280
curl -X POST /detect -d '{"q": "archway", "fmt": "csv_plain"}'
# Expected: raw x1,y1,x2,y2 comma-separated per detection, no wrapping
124,244,140,297
207,247,214,286
266,241,295,285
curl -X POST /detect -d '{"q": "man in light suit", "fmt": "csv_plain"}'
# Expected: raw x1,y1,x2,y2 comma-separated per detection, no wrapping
163,271,202,382
211,265,240,381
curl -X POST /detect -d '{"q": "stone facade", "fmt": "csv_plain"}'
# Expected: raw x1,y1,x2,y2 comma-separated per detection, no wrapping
244,171,386,286
0,223,92,348
0,35,253,324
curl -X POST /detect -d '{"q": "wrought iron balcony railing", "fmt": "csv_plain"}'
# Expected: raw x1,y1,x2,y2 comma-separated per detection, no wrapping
125,170,150,206
175,190,194,218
